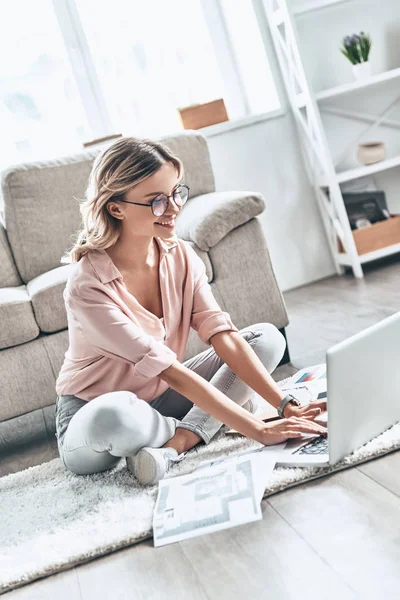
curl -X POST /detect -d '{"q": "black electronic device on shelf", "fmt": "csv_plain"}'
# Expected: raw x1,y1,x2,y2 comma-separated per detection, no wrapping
342,191,391,230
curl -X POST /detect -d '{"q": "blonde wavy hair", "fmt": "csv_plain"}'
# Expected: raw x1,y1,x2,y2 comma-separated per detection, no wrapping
61,137,184,264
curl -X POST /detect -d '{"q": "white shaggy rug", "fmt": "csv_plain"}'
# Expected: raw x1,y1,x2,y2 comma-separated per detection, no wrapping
2,376,400,595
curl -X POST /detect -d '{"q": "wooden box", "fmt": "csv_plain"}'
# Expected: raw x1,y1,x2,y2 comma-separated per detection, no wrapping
338,215,400,255
178,99,228,130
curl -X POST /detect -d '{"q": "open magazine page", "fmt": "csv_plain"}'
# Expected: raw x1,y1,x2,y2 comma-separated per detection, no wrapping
195,446,283,503
291,363,326,383
153,452,277,547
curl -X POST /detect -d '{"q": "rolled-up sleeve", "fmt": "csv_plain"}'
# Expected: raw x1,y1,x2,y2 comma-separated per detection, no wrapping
188,246,239,345
68,286,177,378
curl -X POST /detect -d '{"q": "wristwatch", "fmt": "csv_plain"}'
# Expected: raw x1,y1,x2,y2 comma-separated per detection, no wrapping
277,394,301,418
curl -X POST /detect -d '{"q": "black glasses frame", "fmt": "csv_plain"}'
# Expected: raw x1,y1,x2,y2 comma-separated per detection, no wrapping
114,183,190,216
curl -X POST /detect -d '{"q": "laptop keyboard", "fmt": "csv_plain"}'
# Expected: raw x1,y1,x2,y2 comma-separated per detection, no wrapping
293,435,328,455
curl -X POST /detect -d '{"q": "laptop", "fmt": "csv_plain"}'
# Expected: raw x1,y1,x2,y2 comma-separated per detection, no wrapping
274,311,400,468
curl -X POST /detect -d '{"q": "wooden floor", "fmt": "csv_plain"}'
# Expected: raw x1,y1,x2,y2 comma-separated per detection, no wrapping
3,254,400,599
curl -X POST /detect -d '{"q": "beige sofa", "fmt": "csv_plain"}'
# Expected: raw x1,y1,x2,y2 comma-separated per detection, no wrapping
0,130,289,451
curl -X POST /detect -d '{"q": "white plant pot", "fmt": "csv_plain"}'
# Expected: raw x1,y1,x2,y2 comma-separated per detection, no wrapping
357,142,386,165
352,61,371,81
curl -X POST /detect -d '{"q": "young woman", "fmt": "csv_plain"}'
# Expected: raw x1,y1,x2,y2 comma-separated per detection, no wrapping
55,137,327,486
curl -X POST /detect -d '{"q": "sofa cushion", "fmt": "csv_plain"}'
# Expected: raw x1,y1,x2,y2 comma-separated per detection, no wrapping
1,151,98,284
27,264,76,333
175,190,265,251
1,131,215,284
0,220,21,288
0,286,39,349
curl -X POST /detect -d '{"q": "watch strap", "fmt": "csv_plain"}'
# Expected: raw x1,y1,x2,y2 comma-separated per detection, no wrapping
277,394,300,418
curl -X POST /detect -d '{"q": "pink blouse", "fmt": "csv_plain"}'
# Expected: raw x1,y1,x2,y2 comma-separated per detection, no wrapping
55,236,238,402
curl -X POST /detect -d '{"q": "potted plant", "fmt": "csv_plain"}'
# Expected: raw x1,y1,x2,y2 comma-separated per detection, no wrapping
340,32,372,80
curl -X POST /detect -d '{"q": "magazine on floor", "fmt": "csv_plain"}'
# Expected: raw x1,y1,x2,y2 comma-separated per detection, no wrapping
152,451,277,547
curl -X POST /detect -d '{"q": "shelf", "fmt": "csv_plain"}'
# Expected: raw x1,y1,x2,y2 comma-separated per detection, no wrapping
338,242,400,266
295,67,400,108
320,154,400,185
292,0,352,16
315,67,400,102
359,242,400,263
337,216,400,265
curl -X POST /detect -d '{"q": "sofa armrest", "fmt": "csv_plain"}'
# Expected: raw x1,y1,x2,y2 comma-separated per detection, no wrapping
176,190,265,251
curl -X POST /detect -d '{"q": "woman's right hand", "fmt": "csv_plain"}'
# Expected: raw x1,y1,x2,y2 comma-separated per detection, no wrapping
259,415,328,446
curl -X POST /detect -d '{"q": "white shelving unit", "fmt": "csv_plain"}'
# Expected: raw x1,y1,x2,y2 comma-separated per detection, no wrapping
264,0,400,278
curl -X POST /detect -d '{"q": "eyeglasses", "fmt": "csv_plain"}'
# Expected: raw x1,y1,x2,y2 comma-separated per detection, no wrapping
115,183,190,217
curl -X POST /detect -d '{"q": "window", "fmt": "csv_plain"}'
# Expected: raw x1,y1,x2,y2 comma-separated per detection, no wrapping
75,0,229,137
0,0,91,173
219,0,280,114
0,0,281,173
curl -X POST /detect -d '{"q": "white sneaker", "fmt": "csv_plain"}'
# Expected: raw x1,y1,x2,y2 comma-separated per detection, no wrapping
126,447,187,486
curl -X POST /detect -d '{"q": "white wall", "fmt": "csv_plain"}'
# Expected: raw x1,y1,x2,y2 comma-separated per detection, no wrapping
205,114,335,293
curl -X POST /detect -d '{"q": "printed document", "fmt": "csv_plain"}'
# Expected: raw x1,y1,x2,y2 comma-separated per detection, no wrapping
153,451,277,547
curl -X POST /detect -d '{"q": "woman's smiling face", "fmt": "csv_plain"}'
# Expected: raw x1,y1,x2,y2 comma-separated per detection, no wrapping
107,162,182,239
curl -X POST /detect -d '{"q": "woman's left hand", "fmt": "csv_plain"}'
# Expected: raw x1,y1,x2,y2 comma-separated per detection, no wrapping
283,399,327,419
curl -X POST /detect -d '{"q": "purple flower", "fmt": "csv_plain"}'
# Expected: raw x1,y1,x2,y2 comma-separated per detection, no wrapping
344,35,352,47
352,34,360,42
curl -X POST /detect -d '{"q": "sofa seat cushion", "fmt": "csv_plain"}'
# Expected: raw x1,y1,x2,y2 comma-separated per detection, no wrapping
27,264,76,333
0,286,39,349
175,190,265,252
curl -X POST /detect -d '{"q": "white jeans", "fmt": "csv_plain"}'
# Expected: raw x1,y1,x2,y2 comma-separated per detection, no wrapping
56,323,286,475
